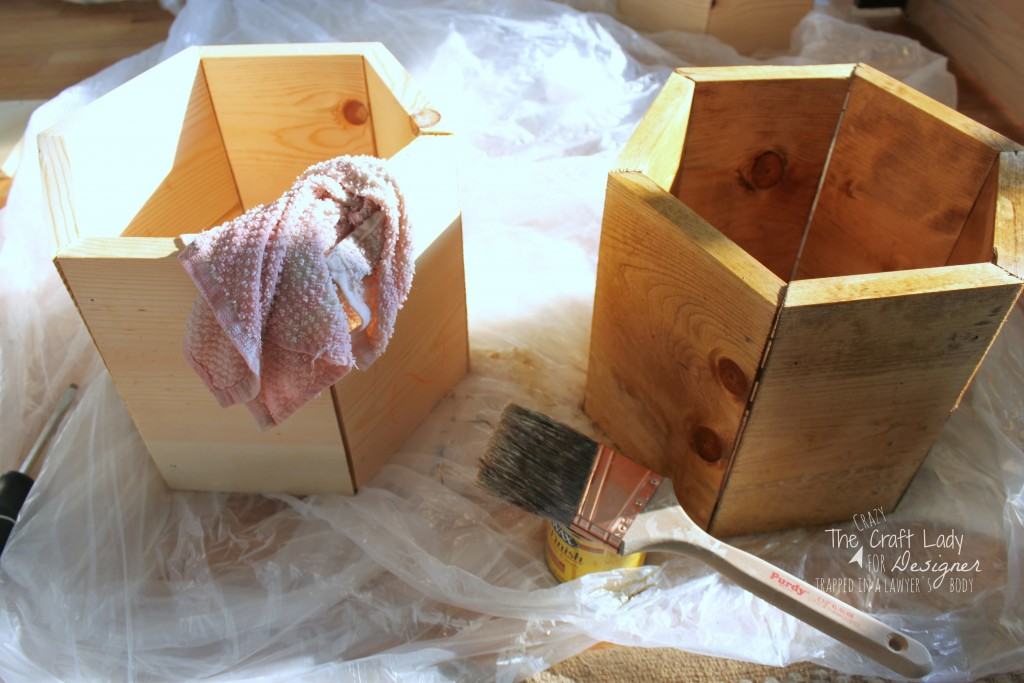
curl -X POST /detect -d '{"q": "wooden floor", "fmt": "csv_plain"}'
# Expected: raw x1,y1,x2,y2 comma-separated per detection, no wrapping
0,0,172,100
0,0,1019,141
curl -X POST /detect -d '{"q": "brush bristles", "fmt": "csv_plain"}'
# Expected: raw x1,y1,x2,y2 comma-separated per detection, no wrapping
477,404,599,526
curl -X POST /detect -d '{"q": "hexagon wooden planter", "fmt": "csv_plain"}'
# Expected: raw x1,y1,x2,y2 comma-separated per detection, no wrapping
44,44,468,494
586,64,1024,536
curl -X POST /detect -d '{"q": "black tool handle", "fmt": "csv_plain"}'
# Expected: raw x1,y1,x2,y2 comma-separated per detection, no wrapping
0,471,35,556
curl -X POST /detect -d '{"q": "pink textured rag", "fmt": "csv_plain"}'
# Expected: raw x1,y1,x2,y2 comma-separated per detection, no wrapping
179,155,414,428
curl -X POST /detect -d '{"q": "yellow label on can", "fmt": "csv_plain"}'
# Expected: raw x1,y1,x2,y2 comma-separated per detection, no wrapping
545,520,646,582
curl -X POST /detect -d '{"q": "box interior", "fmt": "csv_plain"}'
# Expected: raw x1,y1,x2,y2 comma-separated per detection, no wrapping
109,53,418,240
673,71,1000,283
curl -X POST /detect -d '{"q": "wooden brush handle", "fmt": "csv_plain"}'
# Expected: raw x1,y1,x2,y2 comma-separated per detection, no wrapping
639,507,932,678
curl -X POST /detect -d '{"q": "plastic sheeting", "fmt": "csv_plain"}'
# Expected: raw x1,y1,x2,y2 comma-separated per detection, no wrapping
0,1,1019,680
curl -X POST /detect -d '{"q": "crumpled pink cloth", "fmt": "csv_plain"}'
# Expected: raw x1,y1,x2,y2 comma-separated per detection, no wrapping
179,155,414,428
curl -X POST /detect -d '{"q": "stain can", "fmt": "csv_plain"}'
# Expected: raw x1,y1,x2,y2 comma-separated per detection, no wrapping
544,520,647,582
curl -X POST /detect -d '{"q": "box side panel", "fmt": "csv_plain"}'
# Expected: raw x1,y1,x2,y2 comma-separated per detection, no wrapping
994,150,1024,280
55,237,354,494
333,219,468,487
946,156,998,266
712,264,1022,536
201,54,375,208
617,0,710,34
333,132,467,486
798,67,999,279
362,45,437,159
38,49,241,249
585,171,783,528
675,75,848,281
616,72,694,193
706,0,813,54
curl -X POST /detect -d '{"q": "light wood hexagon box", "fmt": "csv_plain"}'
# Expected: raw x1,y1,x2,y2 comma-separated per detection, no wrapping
43,44,468,495
586,64,1024,536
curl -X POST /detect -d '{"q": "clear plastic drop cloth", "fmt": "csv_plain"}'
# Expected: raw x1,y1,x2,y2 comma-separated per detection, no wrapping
0,1,1019,680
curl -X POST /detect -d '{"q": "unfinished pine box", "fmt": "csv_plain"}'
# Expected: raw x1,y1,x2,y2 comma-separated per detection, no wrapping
586,64,1024,536
43,44,468,494
617,0,812,54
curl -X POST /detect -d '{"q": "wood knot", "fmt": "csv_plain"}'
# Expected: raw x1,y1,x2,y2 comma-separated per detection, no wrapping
717,357,750,398
750,150,785,189
691,426,723,463
341,100,369,126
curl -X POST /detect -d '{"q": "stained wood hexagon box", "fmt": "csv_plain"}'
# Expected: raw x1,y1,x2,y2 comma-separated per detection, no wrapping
44,44,468,494
587,64,1024,536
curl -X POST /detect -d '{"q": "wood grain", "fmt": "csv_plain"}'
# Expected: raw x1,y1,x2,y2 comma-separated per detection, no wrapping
48,45,467,494
616,71,693,193
54,237,355,495
333,133,468,486
616,0,710,35
674,70,849,280
705,0,813,53
994,151,1024,280
680,65,855,82
946,158,998,266
364,43,448,158
594,65,1024,535
906,0,1024,136
0,0,172,100
797,65,1001,279
586,170,783,528
712,263,1022,536
335,221,467,486
616,0,812,54
201,53,375,208
38,47,241,250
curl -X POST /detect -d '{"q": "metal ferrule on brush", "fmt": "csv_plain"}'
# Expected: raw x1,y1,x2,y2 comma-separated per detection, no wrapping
571,444,663,552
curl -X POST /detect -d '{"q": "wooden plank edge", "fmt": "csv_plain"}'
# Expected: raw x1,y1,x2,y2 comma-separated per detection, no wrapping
945,153,999,266
615,71,694,192
51,254,167,485
951,282,1023,411
994,150,1024,280
676,64,855,82
198,42,385,60
197,56,246,218
361,44,451,137
198,42,451,137
610,170,786,305
852,63,1023,153
786,72,854,282
37,131,80,251
783,262,1021,308
889,278,1022,515
357,54,382,157
56,235,179,260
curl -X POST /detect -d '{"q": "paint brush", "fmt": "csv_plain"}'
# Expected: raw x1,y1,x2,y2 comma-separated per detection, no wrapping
477,404,933,679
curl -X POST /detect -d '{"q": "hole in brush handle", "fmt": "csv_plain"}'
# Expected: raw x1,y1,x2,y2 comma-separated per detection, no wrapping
887,633,908,652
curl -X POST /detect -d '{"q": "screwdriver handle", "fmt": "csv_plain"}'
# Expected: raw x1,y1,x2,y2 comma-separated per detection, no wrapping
0,384,77,558
0,471,34,555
